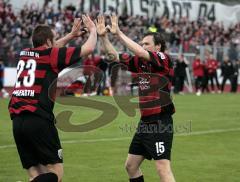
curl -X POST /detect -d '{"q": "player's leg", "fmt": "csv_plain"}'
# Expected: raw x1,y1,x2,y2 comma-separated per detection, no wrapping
195,77,202,95
27,166,42,180
46,163,64,182
127,130,147,181
125,154,145,180
27,164,62,182
12,116,44,181
194,77,198,91
154,115,175,182
210,75,215,91
214,72,220,90
29,169,58,182
221,76,227,92
155,159,175,182
174,76,180,93
141,114,175,181
180,76,185,92
27,164,56,181
231,75,238,92
23,114,63,181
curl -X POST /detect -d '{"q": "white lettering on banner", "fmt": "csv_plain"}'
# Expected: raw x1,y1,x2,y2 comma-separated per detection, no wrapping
9,0,240,27
79,0,240,28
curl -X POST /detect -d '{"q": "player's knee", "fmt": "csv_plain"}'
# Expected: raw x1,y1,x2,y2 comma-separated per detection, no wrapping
125,161,138,173
47,163,63,181
30,172,58,182
155,160,172,176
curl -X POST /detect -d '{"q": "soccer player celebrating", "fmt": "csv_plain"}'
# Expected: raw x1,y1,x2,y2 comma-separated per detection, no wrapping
8,15,97,182
95,15,175,182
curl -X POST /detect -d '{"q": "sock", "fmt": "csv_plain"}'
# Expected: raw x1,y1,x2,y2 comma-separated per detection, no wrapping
129,175,144,182
31,172,58,182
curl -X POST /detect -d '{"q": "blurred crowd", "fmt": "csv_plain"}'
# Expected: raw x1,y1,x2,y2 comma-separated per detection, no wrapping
61,50,240,97
1,0,240,66
0,0,239,96
173,52,240,95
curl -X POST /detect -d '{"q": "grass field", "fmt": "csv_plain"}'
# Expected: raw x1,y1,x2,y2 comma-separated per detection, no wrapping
1,94,240,182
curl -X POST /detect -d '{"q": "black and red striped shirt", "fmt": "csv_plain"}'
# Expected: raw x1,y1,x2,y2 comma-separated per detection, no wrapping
8,46,81,120
119,51,175,120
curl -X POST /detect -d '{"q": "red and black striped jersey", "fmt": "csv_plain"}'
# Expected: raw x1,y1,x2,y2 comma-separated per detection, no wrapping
8,46,81,121
119,51,175,119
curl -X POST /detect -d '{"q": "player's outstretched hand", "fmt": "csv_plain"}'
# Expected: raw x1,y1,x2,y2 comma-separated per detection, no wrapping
69,18,85,38
106,14,120,35
82,15,96,33
95,15,108,36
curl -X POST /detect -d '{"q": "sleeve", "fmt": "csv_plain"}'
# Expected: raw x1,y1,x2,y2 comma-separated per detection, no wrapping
148,51,170,73
119,52,138,73
50,47,82,73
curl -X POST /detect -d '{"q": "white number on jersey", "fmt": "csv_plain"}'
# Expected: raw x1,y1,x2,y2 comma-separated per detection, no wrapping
16,59,37,88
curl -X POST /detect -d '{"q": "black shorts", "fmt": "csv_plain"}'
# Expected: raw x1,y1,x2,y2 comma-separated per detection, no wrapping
12,113,63,169
129,114,173,160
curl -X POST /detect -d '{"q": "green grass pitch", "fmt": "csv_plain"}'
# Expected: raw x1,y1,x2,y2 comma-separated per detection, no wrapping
1,94,240,181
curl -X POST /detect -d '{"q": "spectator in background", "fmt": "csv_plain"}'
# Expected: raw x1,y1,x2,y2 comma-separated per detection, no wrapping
0,57,9,97
221,56,234,92
108,61,120,96
0,58,4,93
206,53,220,93
1,0,240,68
192,54,204,96
83,53,102,96
228,43,238,62
173,54,189,94
95,52,109,95
231,60,239,93
201,61,210,93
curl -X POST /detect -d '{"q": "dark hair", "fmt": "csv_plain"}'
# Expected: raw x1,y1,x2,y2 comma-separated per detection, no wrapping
143,32,166,52
32,25,54,48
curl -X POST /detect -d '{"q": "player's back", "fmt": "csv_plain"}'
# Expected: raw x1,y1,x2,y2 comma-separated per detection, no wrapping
9,46,58,121
9,45,81,120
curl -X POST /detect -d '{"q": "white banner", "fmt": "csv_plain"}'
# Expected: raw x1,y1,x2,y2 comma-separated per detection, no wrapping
121,0,240,28
76,0,240,28
10,0,240,27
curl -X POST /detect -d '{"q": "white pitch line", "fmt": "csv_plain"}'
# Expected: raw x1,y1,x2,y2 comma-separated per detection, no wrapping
176,127,240,136
1,127,240,149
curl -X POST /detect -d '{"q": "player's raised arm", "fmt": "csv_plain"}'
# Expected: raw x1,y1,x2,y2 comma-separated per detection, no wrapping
80,15,97,57
108,14,150,61
50,15,97,72
55,18,85,48
95,15,119,61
